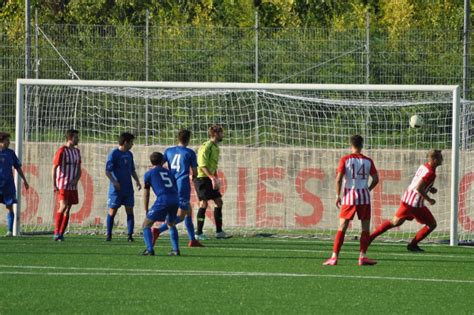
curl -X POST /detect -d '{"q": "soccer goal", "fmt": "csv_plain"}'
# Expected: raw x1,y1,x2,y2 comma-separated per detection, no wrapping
14,79,473,245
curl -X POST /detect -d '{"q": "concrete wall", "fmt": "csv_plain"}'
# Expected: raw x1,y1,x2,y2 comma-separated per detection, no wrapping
14,143,474,233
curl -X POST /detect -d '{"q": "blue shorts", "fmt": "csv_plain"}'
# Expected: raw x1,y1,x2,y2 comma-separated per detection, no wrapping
108,193,134,209
147,205,178,224
178,186,191,210
0,193,17,206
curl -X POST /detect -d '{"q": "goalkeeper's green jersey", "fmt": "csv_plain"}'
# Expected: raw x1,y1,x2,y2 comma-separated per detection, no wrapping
197,140,220,178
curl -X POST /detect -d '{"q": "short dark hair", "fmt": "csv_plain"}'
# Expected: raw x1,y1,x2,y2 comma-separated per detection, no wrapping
65,129,79,140
118,132,135,145
428,149,443,161
150,152,163,166
350,135,363,149
208,124,223,138
178,129,191,144
0,132,11,143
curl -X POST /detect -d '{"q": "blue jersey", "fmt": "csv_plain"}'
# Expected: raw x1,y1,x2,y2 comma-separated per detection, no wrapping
144,166,179,210
0,148,21,195
164,146,197,186
105,148,135,195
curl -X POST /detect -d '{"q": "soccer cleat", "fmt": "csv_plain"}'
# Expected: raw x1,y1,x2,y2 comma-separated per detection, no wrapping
322,257,338,266
215,231,232,239
407,243,425,252
105,235,112,242
358,257,377,266
54,234,61,242
127,234,134,242
188,240,204,247
196,234,208,241
168,250,181,256
58,234,65,242
141,249,155,256
5,231,13,237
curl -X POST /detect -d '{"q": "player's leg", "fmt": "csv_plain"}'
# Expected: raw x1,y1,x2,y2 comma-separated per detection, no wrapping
5,204,14,237
58,204,72,241
106,207,119,241
152,207,186,241
124,205,135,242
184,205,203,246
167,206,180,256
407,207,437,252
142,217,156,256
323,218,351,265
371,203,408,243
358,217,377,266
196,199,208,240
54,195,67,241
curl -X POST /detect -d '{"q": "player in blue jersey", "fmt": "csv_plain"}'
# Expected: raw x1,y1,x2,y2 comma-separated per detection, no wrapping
151,129,203,247
105,132,142,242
142,152,180,256
0,132,29,237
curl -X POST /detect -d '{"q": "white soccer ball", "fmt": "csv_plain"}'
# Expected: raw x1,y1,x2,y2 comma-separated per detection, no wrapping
409,115,423,128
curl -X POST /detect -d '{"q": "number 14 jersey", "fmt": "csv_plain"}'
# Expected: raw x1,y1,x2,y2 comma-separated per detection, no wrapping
337,153,377,205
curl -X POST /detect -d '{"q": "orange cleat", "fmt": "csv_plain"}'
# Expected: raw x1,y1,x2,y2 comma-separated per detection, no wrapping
188,239,204,247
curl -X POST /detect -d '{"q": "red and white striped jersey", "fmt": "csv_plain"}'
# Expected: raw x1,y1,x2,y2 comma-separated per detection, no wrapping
401,163,436,208
337,153,377,205
53,146,81,190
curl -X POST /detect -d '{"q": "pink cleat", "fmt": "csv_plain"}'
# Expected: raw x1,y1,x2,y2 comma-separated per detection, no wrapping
358,257,377,266
322,257,338,266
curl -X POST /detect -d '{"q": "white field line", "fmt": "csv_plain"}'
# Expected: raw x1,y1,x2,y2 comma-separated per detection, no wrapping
0,265,473,284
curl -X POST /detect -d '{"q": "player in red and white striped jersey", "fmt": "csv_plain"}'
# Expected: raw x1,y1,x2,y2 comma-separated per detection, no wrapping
323,135,379,266
370,150,442,252
52,129,81,241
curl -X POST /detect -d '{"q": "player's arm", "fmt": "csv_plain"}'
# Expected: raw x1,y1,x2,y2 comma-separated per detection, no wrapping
415,180,435,205
131,170,142,190
335,172,343,208
429,187,437,194
105,170,120,190
52,165,59,191
368,172,379,191
14,165,29,190
190,166,197,181
143,186,150,213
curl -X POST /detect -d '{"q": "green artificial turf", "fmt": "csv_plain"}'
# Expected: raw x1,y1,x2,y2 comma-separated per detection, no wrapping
0,235,473,314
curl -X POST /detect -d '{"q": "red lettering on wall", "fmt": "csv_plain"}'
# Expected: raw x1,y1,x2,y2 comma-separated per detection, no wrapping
295,168,325,226
459,172,474,232
256,168,285,227
70,168,94,224
20,164,40,223
372,170,401,227
237,167,247,226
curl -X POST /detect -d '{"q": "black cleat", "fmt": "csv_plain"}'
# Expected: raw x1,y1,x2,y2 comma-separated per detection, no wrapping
127,234,134,242
407,243,425,252
105,235,112,242
141,249,155,256
168,250,180,256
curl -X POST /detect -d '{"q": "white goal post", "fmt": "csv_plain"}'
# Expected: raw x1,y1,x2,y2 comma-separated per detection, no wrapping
14,79,467,246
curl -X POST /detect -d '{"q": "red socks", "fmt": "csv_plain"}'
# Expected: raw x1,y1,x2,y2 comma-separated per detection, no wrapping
54,212,64,235
152,227,160,246
370,220,393,241
360,231,370,254
59,213,70,235
410,226,432,245
333,230,345,255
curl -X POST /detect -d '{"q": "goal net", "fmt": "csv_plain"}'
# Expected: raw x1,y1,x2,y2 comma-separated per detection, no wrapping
13,80,472,245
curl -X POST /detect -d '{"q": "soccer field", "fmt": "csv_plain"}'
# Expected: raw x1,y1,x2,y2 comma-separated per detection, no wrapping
0,235,473,314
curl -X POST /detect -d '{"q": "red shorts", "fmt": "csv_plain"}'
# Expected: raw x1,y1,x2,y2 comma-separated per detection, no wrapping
395,202,436,225
339,204,371,220
56,189,79,205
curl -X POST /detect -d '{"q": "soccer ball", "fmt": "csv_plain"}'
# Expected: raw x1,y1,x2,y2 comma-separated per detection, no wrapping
409,115,423,128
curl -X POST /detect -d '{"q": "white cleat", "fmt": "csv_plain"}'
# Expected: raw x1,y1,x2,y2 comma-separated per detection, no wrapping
196,234,208,241
215,231,232,239
5,231,13,237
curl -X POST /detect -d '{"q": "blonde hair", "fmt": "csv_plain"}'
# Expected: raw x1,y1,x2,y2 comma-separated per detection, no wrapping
427,149,442,161
208,124,224,138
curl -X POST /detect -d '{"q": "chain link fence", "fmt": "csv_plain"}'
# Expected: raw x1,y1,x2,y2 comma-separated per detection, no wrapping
1,24,473,135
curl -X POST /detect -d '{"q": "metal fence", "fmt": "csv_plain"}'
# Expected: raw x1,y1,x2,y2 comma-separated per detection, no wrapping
1,23,473,136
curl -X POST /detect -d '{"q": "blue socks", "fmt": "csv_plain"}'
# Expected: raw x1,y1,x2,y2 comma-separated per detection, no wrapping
6,212,14,232
184,215,196,241
169,226,179,252
143,227,153,252
106,214,113,236
127,214,134,235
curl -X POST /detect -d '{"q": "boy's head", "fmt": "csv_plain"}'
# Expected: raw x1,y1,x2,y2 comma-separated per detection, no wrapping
208,125,224,142
65,129,79,145
178,129,191,145
150,152,164,166
0,132,11,148
427,149,443,167
118,132,135,149
350,135,363,150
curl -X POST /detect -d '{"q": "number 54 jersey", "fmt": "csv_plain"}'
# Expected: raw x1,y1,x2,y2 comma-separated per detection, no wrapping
337,153,377,206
